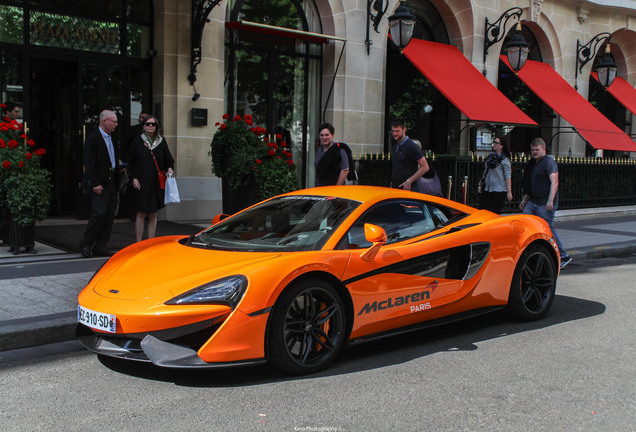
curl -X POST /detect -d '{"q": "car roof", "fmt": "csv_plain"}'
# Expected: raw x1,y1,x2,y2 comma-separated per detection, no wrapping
283,185,477,214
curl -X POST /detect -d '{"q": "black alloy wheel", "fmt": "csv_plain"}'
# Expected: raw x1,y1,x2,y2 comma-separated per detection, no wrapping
507,244,557,321
267,278,345,374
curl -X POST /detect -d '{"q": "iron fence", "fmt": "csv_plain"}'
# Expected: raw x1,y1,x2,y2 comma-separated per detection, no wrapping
357,154,636,211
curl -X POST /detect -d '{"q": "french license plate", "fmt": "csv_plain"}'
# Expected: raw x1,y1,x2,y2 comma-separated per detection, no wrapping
77,305,116,333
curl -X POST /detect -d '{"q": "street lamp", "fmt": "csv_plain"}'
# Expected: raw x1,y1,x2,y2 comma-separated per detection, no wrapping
575,32,617,90
483,7,527,75
366,0,415,54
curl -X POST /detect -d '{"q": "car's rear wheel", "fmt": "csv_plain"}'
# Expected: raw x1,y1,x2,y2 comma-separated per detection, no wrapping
267,278,345,374
507,244,557,321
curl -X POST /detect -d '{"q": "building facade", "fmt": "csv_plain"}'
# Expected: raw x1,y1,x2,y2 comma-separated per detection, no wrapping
2,0,635,221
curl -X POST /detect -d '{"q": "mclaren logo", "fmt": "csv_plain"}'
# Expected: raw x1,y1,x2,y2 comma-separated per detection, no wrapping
357,281,438,316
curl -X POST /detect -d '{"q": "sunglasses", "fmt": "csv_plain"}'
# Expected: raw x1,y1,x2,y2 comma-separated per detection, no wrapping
145,122,156,126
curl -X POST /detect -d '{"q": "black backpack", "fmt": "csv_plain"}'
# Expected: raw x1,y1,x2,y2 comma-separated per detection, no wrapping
336,142,358,181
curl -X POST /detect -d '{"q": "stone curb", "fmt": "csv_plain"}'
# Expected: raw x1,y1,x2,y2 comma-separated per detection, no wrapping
0,312,76,352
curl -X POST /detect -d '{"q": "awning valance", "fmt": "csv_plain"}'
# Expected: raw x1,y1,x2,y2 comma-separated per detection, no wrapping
502,57,636,152
402,39,536,126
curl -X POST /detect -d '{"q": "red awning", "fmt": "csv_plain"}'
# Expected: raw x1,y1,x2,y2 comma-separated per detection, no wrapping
502,57,636,152
592,73,636,117
402,39,536,126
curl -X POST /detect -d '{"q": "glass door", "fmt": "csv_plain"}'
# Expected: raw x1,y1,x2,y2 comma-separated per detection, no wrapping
29,57,80,216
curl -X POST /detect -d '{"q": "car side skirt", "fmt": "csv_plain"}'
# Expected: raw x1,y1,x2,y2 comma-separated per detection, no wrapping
347,305,504,345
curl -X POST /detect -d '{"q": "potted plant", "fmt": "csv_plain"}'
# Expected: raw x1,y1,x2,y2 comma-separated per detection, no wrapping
0,114,52,254
210,114,299,213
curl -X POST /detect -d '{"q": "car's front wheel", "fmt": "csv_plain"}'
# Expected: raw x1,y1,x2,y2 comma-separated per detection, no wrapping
267,278,345,374
507,244,557,321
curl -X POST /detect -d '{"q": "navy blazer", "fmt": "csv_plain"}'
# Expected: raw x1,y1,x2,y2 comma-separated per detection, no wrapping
83,128,119,192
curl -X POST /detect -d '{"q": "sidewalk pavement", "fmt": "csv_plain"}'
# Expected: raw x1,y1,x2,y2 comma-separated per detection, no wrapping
1,206,635,354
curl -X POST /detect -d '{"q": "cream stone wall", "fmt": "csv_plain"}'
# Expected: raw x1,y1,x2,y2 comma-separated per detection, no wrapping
155,0,227,221
152,0,636,221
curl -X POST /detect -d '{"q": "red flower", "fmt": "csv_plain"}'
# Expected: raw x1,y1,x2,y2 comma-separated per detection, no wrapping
20,133,27,139
287,160,293,166
220,124,227,130
0,140,5,148
268,149,276,157
255,159,262,164
8,139,18,149
222,113,230,120
2,161,10,169
26,152,33,159
233,115,241,122
215,122,220,127
244,114,252,121
245,119,253,126
18,161,24,168
280,141,287,148
0,103,5,108
276,134,282,140
27,139,35,147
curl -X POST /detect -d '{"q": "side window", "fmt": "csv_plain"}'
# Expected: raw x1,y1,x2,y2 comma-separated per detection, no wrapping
337,200,437,249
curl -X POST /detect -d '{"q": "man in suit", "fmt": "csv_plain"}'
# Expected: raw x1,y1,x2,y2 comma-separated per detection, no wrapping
79,110,120,258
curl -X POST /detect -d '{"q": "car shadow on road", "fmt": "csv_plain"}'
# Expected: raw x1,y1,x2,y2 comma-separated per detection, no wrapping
97,293,605,386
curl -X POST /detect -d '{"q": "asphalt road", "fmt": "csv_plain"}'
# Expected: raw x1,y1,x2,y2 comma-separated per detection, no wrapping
1,255,635,432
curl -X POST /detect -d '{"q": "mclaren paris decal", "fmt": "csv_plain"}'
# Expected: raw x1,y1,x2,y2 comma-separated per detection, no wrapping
357,281,438,316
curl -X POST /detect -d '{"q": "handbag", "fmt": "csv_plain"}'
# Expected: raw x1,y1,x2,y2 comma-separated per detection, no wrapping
164,173,180,205
478,168,489,194
145,142,167,189
415,170,443,197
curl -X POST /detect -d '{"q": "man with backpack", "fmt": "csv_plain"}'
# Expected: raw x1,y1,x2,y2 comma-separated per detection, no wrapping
314,122,356,186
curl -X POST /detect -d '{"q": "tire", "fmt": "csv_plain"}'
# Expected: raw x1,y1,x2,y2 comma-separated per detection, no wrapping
267,278,345,374
507,244,557,321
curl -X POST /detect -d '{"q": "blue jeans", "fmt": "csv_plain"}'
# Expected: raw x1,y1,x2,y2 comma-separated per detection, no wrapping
523,200,568,259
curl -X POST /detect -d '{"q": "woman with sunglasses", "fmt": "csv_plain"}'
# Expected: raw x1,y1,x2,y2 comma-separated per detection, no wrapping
127,115,174,242
479,136,513,214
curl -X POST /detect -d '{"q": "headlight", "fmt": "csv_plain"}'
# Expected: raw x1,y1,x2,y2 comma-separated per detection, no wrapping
165,275,247,308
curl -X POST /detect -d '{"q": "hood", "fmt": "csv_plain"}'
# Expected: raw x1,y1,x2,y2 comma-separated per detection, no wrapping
91,236,281,301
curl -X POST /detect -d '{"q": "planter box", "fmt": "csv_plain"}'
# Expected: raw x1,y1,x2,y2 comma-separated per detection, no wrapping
7,219,36,255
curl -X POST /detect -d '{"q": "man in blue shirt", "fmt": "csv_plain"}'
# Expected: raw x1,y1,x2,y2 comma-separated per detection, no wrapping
520,137,572,269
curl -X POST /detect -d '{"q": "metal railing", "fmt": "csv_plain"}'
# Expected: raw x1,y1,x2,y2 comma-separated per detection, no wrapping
357,153,636,211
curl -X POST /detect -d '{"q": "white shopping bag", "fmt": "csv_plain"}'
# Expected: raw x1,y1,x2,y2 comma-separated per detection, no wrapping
164,173,180,205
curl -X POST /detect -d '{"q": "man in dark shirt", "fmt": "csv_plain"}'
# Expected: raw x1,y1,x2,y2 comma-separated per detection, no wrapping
314,123,349,186
520,137,571,268
390,118,430,191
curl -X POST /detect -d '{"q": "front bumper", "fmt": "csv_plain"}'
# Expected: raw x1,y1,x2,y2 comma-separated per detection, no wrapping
76,315,266,368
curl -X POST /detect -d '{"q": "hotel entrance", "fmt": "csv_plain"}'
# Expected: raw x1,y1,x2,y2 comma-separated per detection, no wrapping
27,56,150,218
0,0,153,218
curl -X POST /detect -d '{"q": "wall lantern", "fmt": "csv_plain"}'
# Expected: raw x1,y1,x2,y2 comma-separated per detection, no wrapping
505,23,530,73
366,0,415,55
595,46,618,89
483,7,527,75
575,32,617,90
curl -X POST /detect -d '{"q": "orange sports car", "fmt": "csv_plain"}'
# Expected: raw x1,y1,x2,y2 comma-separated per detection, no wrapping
77,186,560,373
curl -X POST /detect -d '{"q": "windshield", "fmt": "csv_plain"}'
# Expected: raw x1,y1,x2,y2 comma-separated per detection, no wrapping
191,195,361,252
